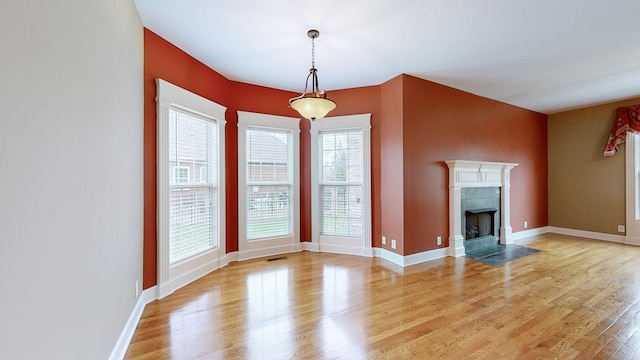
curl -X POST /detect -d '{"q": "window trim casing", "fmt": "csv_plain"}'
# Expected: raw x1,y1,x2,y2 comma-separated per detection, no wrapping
156,78,227,299
311,114,372,256
237,111,301,260
626,132,640,244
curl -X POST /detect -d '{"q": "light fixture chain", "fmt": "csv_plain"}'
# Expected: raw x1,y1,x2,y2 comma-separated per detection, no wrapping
311,35,315,69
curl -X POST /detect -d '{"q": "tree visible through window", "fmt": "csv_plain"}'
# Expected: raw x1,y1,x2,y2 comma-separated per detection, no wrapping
320,130,364,237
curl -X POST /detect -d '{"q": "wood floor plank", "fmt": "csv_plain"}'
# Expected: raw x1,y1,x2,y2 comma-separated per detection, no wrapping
125,234,640,359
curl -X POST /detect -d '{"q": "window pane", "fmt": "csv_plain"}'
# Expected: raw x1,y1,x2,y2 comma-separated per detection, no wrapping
247,129,290,182
320,185,363,237
319,129,364,237
245,127,293,240
169,109,218,263
322,130,362,183
170,111,215,185
169,187,216,262
247,185,291,239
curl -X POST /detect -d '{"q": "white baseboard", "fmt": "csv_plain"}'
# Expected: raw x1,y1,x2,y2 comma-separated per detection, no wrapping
508,226,631,246
512,226,550,244
376,248,405,266
109,286,157,360
625,236,640,246
548,226,625,244
317,243,374,257
404,247,448,266
375,247,448,267
375,226,552,267
221,251,238,266
142,286,157,305
303,241,319,252
161,257,226,299
237,243,303,261
303,241,374,257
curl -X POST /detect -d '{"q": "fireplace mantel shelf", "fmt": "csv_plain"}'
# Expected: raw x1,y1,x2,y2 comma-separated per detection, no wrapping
445,160,519,257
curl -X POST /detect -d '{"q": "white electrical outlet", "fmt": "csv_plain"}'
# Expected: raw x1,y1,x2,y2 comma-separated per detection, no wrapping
524,221,528,228
437,236,442,246
382,236,386,245
135,280,139,298
391,239,397,249
618,225,626,233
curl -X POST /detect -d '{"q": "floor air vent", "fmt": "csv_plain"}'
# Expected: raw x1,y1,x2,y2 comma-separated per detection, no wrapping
267,256,287,262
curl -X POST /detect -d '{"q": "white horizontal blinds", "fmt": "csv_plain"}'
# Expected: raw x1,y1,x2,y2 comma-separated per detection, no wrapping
320,130,364,237
246,127,292,239
168,108,218,263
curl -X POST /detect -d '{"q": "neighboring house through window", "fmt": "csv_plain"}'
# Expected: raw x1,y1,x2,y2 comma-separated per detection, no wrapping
168,108,216,263
173,166,189,183
238,111,300,260
156,78,227,299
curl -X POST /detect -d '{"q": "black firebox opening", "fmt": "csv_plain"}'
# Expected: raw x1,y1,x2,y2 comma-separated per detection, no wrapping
465,208,497,240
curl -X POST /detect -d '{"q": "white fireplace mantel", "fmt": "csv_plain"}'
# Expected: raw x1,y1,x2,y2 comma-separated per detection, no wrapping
445,160,519,257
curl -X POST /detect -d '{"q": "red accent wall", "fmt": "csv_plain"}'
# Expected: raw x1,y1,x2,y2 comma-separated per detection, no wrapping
144,30,300,287
143,30,548,287
144,29,232,288
143,29,382,288
380,76,406,254
400,75,548,255
226,82,302,253
323,87,382,247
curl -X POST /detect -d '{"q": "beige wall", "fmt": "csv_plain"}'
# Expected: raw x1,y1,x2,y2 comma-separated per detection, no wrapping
548,97,640,234
0,0,143,358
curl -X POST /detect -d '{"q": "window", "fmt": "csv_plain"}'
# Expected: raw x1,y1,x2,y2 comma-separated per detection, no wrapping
156,78,226,299
626,132,640,243
168,108,217,262
320,130,364,236
238,111,300,260
246,128,292,239
311,114,372,256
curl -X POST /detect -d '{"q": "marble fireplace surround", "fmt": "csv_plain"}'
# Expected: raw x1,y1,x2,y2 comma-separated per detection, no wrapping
445,160,519,257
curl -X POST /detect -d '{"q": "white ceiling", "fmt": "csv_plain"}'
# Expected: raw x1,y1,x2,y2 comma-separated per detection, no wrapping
134,0,640,114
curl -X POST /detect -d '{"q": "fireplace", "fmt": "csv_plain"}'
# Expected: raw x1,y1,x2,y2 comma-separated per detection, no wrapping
465,208,497,239
461,186,501,244
445,160,518,257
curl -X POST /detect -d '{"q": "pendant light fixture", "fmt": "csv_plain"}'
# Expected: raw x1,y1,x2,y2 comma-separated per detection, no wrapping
288,29,336,121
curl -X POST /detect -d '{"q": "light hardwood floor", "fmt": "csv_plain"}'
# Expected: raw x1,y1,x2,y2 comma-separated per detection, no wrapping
125,234,640,359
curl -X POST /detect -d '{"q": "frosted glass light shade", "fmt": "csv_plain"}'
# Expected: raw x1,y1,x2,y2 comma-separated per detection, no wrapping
290,97,336,120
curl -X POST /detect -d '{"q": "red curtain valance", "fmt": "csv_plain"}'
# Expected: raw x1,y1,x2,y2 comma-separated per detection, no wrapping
604,105,640,156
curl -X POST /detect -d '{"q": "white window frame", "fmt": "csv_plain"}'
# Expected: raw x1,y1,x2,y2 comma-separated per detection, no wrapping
156,78,227,299
238,111,300,260
173,166,190,183
625,132,640,245
311,114,372,257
